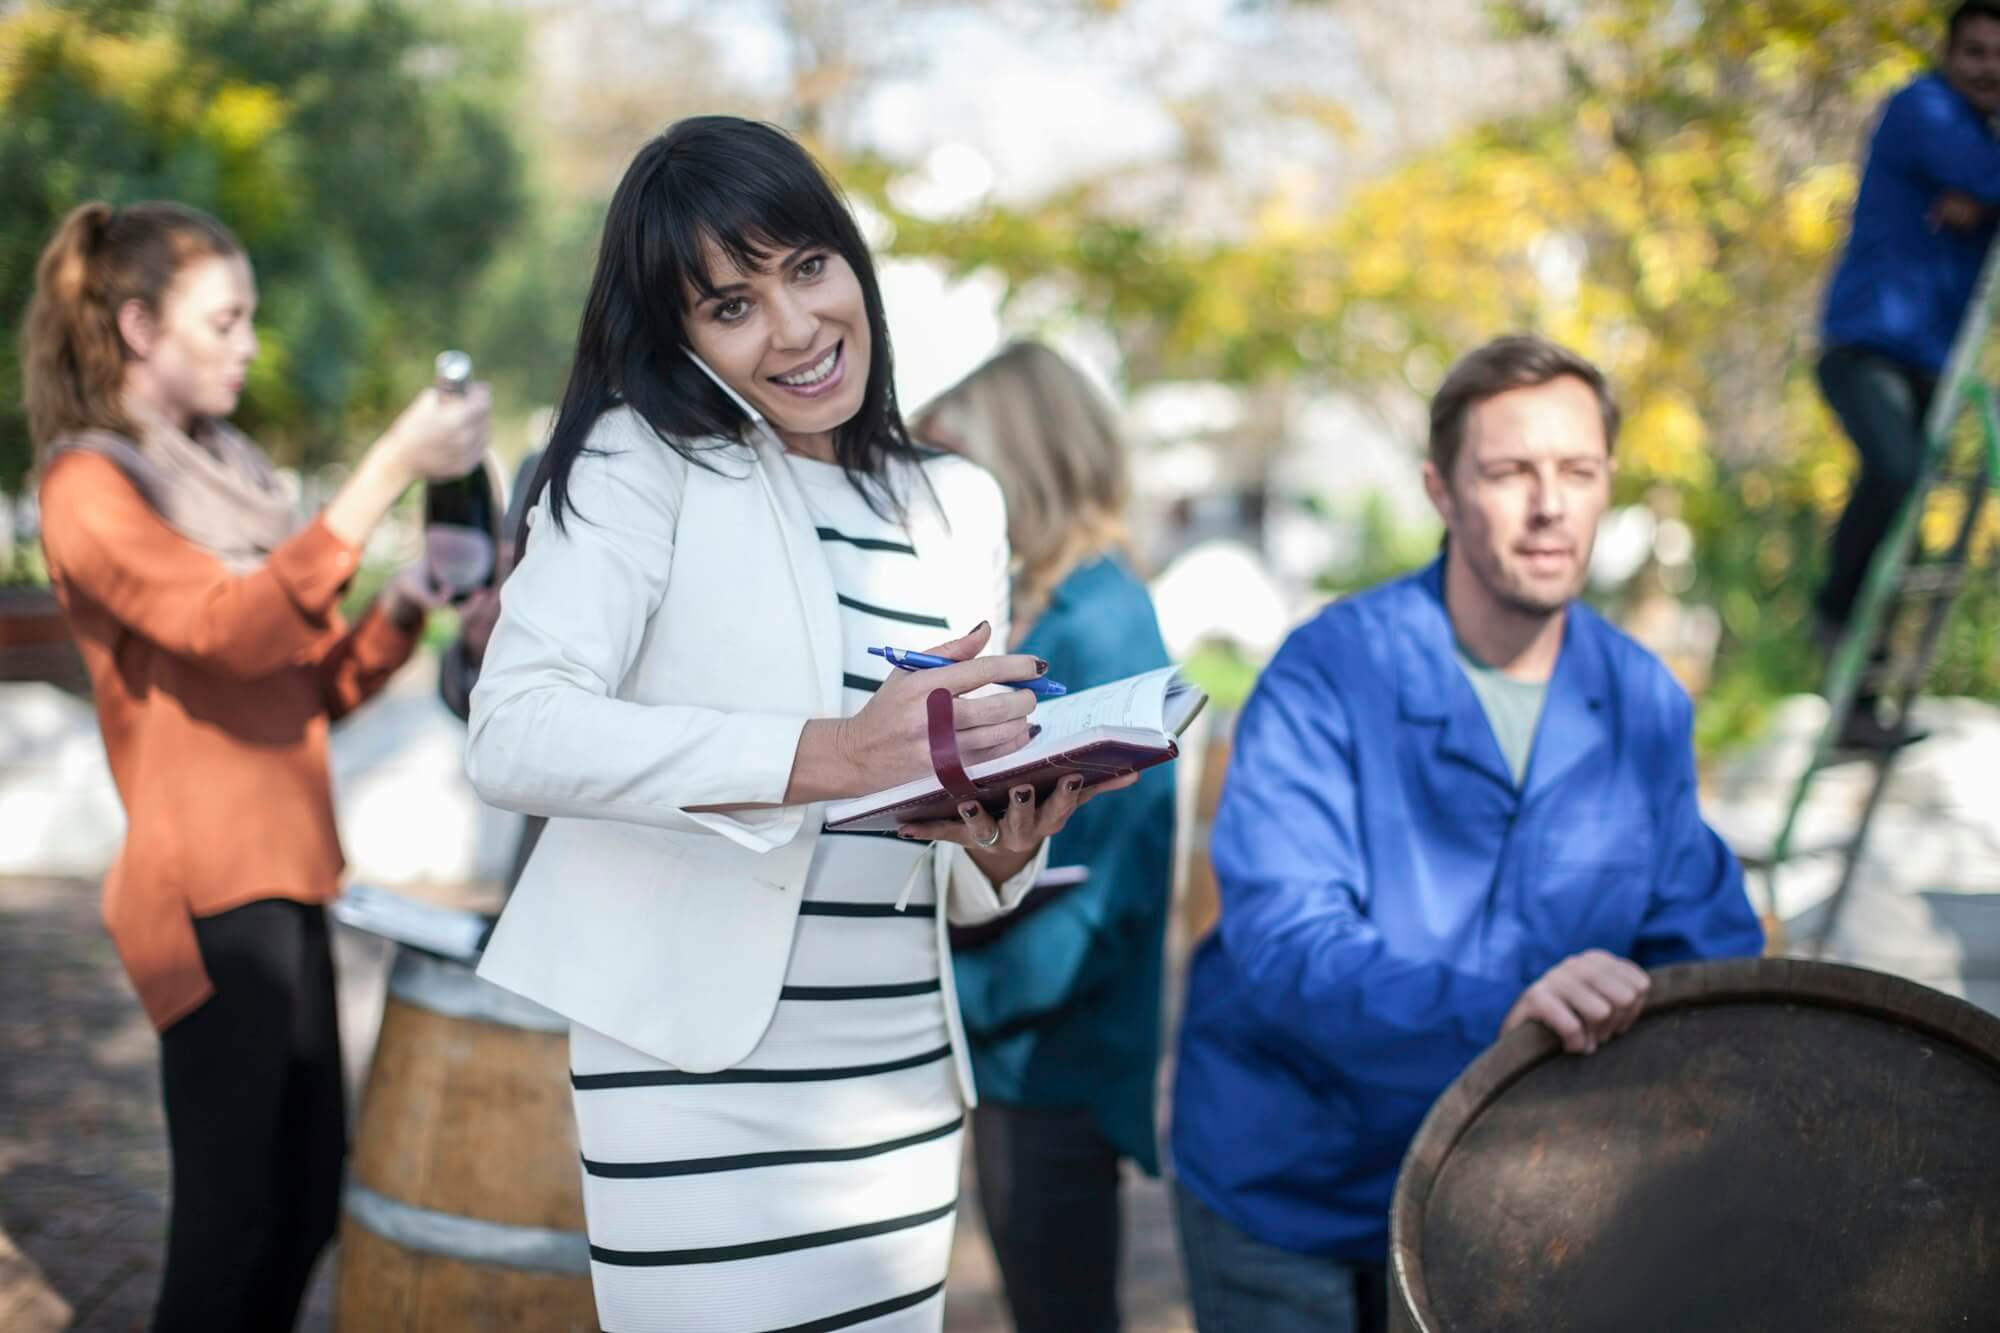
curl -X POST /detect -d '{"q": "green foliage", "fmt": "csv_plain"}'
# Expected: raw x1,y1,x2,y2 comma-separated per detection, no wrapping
861,0,1997,752
0,0,527,489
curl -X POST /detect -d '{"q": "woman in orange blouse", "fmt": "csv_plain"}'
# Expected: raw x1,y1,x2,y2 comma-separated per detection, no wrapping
24,201,489,1332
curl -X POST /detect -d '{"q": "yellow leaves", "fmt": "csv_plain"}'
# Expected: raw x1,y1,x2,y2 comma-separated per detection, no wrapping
1348,241,1408,298
1622,390,1712,486
203,83,288,156
1630,227,1718,310
1854,48,1924,102
1921,486,1967,554
1750,32,1810,94
1783,163,1858,256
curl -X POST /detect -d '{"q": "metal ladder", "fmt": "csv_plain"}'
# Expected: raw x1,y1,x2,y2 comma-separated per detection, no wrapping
1757,241,2000,958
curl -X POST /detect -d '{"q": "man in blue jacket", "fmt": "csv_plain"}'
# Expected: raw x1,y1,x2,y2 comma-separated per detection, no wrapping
1171,335,1763,1332
1815,0,2000,750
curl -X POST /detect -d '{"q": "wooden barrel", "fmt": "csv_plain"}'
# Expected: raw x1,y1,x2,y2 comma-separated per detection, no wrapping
336,947,596,1331
1390,959,2000,1333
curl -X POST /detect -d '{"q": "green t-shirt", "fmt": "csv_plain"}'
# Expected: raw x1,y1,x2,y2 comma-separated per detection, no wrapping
1454,643,1550,786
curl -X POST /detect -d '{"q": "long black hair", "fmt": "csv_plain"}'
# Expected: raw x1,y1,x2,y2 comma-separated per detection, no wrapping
530,116,919,538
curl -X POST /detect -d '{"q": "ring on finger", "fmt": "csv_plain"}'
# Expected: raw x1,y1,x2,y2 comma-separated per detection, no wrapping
975,823,1001,849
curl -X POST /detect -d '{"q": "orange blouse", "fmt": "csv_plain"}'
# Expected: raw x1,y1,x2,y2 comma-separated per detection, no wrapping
38,452,421,1031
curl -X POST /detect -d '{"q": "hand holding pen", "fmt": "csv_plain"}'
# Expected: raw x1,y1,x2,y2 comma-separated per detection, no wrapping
806,623,1044,800
869,645,1067,698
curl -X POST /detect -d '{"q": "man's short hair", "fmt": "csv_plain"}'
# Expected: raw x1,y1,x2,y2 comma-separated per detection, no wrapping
1427,334,1621,478
1951,1,2000,46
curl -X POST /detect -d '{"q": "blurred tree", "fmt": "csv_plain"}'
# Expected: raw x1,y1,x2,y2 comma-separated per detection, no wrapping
864,0,1996,747
0,0,526,490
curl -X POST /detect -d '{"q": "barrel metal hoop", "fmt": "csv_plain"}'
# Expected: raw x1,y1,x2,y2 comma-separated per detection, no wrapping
343,1182,591,1275
387,947,568,1033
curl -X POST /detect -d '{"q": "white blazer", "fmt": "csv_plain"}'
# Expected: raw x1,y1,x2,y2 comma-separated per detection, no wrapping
466,404,1042,1100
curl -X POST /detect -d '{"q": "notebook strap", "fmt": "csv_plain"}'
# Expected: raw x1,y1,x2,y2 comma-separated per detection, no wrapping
926,688,980,803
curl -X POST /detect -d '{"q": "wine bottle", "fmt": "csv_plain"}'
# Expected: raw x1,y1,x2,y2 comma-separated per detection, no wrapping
422,350,499,600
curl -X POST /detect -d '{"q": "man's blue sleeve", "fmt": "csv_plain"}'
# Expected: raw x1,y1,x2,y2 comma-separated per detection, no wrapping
1633,693,1765,966
1210,629,1520,1097
1884,81,2000,203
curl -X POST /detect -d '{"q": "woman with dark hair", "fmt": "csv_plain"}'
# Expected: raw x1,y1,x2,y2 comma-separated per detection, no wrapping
23,200,489,1330
465,117,1133,1331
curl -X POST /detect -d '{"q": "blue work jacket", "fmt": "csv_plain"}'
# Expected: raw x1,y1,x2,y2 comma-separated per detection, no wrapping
1171,562,1762,1262
951,556,1176,1172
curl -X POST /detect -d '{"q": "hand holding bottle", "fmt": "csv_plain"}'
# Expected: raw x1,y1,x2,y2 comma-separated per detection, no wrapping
380,382,491,486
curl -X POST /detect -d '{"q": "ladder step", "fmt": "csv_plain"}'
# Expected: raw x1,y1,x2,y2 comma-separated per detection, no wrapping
1934,468,1991,488
1896,564,1968,598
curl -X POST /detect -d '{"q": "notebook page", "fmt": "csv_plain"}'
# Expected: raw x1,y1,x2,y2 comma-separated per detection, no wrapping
1012,664,1178,757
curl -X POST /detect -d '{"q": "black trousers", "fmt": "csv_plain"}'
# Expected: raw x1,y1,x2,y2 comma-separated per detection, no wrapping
972,1102,1125,1333
152,899,346,1333
1815,344,1939,630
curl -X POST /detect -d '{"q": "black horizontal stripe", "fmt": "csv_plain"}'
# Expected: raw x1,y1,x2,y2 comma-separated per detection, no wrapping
590,1198,958,1267
571,1044,950,1091
780,979,941,1001
816,526,916,556
842,672,883,694
582,1115,962,1181
834,593,950,629
766,1279,948,1333
798,900,936,919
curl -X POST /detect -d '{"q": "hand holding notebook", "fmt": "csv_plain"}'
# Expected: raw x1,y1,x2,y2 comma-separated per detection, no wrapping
825,664,1207,833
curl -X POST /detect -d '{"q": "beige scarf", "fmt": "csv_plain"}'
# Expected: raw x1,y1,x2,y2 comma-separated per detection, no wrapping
47,398,300,573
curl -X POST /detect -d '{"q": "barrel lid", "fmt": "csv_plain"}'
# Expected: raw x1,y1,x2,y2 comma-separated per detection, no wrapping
387,946,569,1033
1391,959,2000,1332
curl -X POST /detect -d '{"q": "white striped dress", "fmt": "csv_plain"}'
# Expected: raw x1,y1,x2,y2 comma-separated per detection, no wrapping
568,453,964,1332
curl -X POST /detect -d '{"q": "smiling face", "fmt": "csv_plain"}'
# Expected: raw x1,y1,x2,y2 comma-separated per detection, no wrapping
1946,14,2000,116
1425,374,1612,619
680,236,871,458
119,251,258,431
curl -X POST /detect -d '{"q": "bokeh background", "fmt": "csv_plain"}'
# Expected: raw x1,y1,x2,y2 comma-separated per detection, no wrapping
6,0,1996,755
11,5,2000,1331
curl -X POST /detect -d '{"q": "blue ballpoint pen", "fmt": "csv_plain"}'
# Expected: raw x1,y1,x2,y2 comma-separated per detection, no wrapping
867,646,1067,698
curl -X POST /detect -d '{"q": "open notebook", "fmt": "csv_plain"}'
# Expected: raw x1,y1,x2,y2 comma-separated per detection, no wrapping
825,664,1208,834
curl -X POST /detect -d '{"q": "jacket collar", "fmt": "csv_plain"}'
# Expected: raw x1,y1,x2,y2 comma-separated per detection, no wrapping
1396,559,1610,803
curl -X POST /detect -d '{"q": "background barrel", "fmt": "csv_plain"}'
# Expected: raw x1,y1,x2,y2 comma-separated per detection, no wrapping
336,947,596,1332
1390,958,2000,1333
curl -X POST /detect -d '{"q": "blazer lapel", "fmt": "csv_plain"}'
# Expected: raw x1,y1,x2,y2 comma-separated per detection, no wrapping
747,432,845,717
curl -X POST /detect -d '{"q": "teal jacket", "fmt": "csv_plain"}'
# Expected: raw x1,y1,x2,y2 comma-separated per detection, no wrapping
949,556,1176,1171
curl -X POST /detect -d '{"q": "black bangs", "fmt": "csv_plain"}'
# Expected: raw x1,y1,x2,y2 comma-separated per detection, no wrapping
665,186,827,309
531,116,923,543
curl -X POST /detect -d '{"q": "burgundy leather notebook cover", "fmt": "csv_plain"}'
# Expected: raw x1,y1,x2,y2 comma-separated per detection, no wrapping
824,667,1203,834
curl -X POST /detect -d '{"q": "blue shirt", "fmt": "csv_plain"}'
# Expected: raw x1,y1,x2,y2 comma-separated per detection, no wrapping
1171,562,1763,1261
951,556,1176,1172
1823,72,2000,372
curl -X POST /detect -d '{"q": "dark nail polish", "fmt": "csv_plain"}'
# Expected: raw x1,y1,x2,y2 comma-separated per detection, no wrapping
898,830,916,840
1013,787,1032,805
959,802,980,820
1028,724,1042,740
1034,659,1049,675
1067,776,1084,793
975,620,990,634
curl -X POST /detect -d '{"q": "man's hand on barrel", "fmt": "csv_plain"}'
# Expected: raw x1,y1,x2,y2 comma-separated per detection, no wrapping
1502,950,1650,1055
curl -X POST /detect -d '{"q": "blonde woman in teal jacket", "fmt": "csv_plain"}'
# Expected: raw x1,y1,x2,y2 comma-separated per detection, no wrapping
917,342,1176,1333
